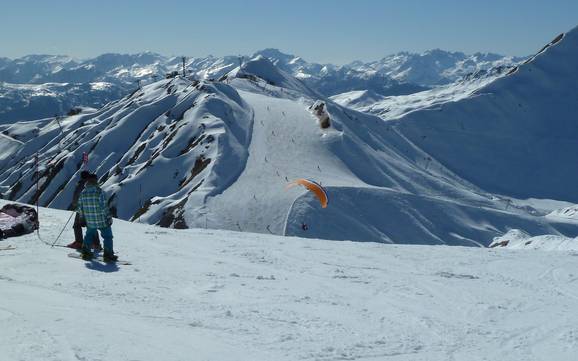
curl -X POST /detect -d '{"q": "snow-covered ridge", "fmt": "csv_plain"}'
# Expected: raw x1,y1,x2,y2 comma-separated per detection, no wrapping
0,49,521,88
490,229,578,250
548,205,578,222
330,72,501,120
0,48,521,122
0,82,123,124
220,55,316,98
0,45,576,246
386,26,578,202
352,49,524,86
1,26,576,246
0,77,253,229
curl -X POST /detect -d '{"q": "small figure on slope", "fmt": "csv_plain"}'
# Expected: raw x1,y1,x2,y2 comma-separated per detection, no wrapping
76,174,117,262
66,171,102,251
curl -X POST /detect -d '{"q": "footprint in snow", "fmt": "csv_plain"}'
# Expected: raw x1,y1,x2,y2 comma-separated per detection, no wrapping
256,275,276,280
436,271,479,280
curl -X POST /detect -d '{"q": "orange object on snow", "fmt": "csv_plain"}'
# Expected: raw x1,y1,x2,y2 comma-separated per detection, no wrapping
286,179,328,208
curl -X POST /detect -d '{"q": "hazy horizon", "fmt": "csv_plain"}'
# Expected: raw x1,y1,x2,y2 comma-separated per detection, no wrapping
0,47,529,65
1,0,577,65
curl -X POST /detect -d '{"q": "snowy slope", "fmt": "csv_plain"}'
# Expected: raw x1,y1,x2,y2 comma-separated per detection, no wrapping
0,82,124,123
0,45,576,246
190,71,573,245
548,205,578,222
182,28,574,245
388,29,578,202
490,229,578,250
2,202,578,361
329,89,387,109
330,67,507,120
0,76,253,229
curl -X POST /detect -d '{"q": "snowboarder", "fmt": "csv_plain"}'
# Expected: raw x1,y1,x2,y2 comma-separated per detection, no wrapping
76,173,117,262
66,171,102,251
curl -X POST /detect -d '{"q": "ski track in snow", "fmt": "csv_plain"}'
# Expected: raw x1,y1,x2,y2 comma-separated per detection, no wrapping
2,203,578,360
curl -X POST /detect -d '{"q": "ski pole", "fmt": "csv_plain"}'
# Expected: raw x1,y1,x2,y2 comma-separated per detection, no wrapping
51,211,76,248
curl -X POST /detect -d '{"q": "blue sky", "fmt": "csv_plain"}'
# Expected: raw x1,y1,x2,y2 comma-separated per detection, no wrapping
1,0,576,64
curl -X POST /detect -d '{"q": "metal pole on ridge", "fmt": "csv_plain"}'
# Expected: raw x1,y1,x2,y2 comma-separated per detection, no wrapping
35,152,39,216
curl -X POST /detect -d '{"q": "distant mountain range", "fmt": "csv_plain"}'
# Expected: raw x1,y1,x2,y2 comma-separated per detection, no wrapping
0,26,574,246
0,49,523,123
349,49,524,85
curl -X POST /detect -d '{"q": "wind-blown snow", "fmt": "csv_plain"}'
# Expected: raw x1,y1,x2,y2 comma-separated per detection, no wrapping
1,202,578,360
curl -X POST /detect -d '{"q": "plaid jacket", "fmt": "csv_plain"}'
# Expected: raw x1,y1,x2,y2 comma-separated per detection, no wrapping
77,185,111,229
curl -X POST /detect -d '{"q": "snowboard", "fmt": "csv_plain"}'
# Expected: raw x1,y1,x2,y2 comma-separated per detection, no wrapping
67,252,131,265
0,245,15,251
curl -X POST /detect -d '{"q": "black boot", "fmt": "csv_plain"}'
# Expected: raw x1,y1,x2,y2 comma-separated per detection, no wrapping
81,247,93,261
103,251,118,263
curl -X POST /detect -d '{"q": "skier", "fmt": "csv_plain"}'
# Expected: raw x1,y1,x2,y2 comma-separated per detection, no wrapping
66,171,102,250
76,173,117,261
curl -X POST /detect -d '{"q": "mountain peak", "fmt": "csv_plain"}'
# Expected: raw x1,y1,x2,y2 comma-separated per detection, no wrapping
422,49,466,58
253,48,297,61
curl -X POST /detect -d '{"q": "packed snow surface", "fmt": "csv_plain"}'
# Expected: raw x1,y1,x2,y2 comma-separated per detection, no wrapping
2,203,578,360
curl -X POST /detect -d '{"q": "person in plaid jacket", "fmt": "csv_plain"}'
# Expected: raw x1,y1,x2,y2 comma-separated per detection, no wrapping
66,170,102,250
76,173,117,261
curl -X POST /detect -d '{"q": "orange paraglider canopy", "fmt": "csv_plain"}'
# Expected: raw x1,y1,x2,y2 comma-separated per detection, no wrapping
286,179,328,208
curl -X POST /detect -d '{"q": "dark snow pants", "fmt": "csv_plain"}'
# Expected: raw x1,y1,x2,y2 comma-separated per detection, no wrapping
73,213,100,244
